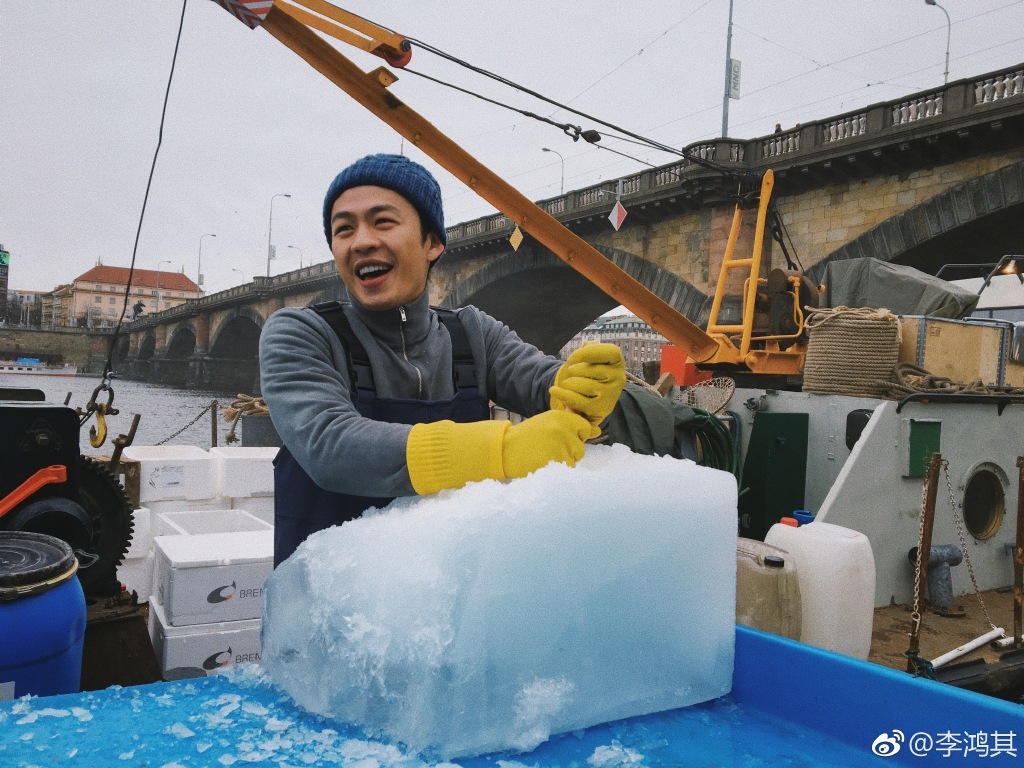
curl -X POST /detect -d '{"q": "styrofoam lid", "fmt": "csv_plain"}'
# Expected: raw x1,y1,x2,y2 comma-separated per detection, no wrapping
157,510,271,536
154,530,273,567
208,447,279,459
150,598,262,635
123,445,211,460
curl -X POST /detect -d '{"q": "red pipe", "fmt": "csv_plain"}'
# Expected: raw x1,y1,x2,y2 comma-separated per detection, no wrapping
0,465,68,520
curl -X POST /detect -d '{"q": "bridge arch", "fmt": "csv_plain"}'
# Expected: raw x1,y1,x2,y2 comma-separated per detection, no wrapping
439,244,708,354
811,159,1024,279
138,331,156,361
165,324,198,360
209,306,265,360
113,337,130,366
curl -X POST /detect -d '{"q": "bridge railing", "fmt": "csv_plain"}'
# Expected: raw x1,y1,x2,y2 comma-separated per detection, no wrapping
445,61,1024,245
258,261,338,288
127,261,340,325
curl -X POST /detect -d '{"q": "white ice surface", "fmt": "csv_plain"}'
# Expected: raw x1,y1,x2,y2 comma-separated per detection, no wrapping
261,444,737,759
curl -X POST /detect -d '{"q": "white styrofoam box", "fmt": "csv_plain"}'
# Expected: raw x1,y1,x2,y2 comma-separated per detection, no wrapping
124,507,152,559
148,598,262,677
189,497,229,511
146,498,230,518
117,553,154,602
146,499,189,517
229,496,275,525
155,509,271,537
153,529,273,626
154,498,232,514
122,446,217,503
209,447,277,498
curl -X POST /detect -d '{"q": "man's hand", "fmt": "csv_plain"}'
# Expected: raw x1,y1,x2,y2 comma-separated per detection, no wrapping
502,410,591,479
406,410,592,495
550,342,626,438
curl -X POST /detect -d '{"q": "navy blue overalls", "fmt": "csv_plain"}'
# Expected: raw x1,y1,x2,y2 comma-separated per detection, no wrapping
273,302,490,566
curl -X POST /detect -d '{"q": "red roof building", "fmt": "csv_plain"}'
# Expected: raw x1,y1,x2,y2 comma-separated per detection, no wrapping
47,265,202,328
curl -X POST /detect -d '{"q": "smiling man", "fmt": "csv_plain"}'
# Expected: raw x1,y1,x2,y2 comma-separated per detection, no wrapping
259,154,625,565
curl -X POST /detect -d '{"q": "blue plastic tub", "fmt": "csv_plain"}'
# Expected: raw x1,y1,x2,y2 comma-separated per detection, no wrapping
1,626,1021,766
0,532,87,701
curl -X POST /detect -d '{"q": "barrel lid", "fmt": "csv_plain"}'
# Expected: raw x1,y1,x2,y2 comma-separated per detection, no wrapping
0,531,76,589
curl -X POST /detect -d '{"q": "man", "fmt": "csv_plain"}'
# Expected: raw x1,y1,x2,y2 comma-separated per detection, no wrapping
260,154,625,565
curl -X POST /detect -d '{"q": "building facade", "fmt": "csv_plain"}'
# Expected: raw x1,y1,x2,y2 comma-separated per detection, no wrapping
42,266,201,329
560,314,666,379
4,289,44,326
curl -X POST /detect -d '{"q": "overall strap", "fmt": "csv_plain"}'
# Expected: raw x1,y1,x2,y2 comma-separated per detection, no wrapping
311,301,375,392
434,307,478,388
311,302,477,392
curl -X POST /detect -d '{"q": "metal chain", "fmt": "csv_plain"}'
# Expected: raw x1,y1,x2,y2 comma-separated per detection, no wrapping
942,460,999,632
156,400,219,446
910,464,930,632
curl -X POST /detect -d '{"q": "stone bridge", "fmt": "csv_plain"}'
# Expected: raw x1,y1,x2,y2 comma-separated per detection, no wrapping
120,62,1024,392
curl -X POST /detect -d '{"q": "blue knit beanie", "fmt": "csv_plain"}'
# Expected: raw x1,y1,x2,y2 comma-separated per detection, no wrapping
322,154,446,248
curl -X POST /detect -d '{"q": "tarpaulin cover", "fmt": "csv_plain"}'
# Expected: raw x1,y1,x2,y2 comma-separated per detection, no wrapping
818,258,979,318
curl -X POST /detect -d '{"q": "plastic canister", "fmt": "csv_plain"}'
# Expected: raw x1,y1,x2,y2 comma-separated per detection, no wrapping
736,538,802,640
791,510,815,526
764,521,875,659
0,531,87,701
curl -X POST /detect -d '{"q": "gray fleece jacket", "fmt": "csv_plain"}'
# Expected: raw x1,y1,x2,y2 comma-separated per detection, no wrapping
259,289,562,498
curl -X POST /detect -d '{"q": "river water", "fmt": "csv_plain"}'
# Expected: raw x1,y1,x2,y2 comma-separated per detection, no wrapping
0,373,242,456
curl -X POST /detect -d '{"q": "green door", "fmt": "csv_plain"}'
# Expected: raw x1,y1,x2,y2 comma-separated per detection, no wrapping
738,412,809,541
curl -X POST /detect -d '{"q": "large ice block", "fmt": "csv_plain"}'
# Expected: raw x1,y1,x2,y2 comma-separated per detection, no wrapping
261,444,737,759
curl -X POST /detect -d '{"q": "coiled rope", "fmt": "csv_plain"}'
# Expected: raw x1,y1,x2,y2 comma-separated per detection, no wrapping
223,395,270,445
802,306,902,399
883,362,1024,399
606,374,739,478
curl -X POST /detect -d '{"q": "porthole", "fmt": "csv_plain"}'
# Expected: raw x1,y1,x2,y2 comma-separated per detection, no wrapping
962,469,1005,540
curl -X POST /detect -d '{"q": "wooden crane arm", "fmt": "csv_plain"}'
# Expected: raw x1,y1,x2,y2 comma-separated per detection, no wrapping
208,0,720,361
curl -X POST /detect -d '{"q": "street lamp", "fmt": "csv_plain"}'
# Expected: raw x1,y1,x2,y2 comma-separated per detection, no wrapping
198,233,216,289
925,0,951,85
156,259,172,311
287,245,304,268
231,267,246,286
267,193,292,277
542,148,565,195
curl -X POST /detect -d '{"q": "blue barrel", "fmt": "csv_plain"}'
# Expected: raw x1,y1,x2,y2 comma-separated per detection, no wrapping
0,531,87,700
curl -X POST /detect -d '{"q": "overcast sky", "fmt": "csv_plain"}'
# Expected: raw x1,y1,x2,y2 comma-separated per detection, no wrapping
2,0,1023,295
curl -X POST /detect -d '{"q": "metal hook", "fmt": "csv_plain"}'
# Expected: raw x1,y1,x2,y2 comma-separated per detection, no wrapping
89,404,109,448
86,381,118,416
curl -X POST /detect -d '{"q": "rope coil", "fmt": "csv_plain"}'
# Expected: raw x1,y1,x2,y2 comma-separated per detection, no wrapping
883,362,1024,399
223,395,270,445
802,306,902,399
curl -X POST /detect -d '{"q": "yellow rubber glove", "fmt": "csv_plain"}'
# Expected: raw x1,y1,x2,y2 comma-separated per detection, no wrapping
549,342,626,438
501,410,591,480
406,410,591,495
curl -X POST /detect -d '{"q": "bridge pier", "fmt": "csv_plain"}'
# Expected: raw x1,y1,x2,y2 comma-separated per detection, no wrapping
150,357,190,389
119,358,151,382
189,356,260,396
121,354,260,396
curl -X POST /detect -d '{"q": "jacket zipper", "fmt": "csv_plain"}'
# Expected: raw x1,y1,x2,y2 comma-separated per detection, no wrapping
399,306,424,397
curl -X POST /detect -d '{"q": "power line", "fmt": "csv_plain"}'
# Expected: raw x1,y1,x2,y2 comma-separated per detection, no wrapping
555,0,718,111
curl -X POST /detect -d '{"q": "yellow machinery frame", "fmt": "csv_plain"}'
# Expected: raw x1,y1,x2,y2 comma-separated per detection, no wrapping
702,170,808,375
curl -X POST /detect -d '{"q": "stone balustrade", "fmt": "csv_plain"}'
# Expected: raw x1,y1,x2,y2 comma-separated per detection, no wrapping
442,61,1024,247
976,68,1024,104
